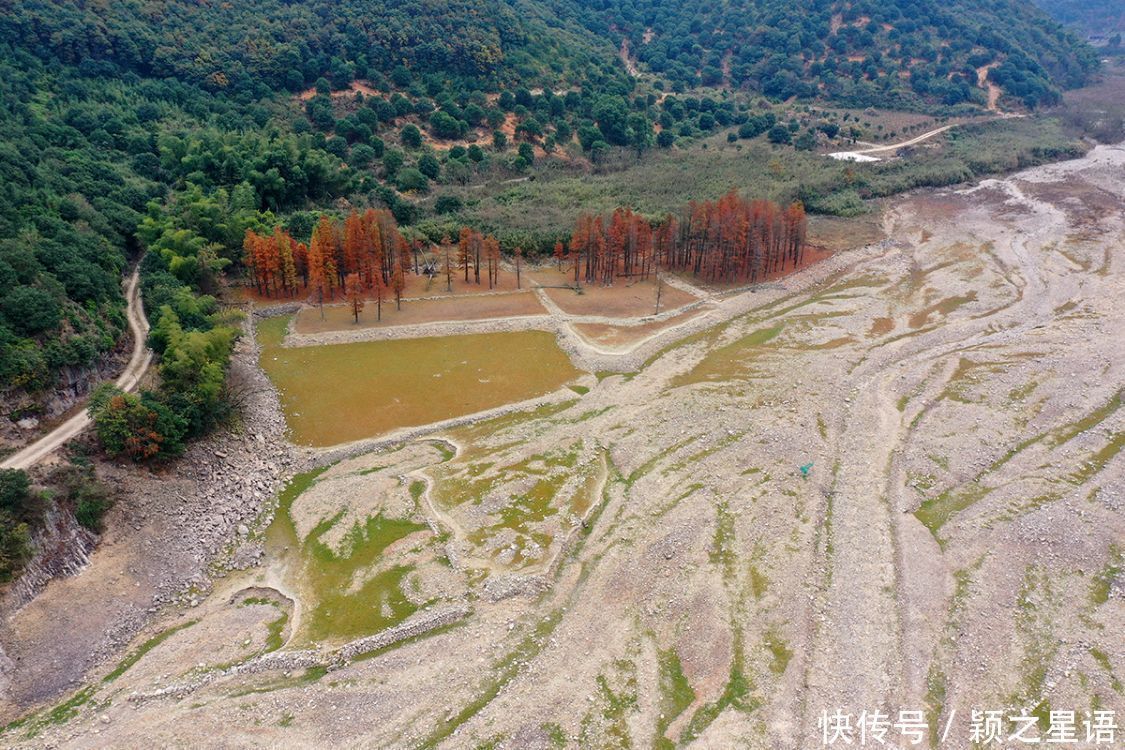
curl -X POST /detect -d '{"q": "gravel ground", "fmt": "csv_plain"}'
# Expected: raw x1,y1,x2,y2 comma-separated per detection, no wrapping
2,145,1123,749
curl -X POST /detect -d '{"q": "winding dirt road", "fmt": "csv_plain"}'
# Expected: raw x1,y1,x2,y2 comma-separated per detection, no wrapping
829,124,956,161
0,269,152,471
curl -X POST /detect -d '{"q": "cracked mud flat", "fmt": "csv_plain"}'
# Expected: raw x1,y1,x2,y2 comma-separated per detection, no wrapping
7,145,1124,748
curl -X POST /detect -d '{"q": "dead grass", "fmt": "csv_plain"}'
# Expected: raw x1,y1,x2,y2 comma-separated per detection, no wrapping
294,292,546,334
531,268,698,316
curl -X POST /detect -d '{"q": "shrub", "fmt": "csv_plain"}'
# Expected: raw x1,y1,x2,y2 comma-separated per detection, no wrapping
0,514,30,583
418,152,441,179
435,195,463,214
768,124,792,144
396,167,430,193
400,124,423,149
89,385,188,462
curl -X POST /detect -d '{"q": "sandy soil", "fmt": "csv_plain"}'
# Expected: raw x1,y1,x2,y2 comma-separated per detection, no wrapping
5,145,1124,749
293,291,547,334
535,270,696,317
571,309,704,348
235,264,530,306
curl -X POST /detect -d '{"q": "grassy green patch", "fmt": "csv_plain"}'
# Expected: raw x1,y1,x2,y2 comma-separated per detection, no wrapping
915,484,992,542
418,610,564,749
542,722,568,748
924,666,947,747
473,734,507,750
240,597,290,653
711,501,736,581
918,390,1124,542
1089,648,1123,694
680,636,758,743
1066,432,1125,486
103,619,199,683
1008,380,1038,402
669,324,783,388
1090,545,1122,606
583,664,638,747
265,465,431,642
1010,567,1058,732
749,565,769,599
764,628,792,675
655,649,695,749
228,666,328,698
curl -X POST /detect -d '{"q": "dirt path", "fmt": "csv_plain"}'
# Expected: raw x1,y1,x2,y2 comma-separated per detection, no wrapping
1,269,152,470
977,63,1003,112
619,38,640,77
829,124,956,161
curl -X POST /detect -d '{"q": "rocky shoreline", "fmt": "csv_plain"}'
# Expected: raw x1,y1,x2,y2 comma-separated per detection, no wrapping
0,307,298,717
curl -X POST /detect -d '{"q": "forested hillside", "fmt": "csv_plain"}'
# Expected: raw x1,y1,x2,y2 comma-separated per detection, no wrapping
0,43,348,407
0,0,624,92
1033,0,1125,33
580,0,1097,107
0,0,1099,409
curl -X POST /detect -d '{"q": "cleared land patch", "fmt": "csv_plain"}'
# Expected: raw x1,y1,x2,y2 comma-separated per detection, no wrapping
531,267,698,317
293,291,547,334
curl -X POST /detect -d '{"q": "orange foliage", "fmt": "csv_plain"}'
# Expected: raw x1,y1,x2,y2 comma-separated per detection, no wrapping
569,191,808,285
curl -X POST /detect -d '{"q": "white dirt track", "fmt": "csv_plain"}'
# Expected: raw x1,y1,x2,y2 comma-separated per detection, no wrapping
1,269,152,471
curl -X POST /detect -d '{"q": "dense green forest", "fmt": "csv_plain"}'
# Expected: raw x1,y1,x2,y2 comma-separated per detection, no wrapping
0,46,346,409
580,0,1097,107
0,0,625,92
0,0,1100,411
1033,0,1125,33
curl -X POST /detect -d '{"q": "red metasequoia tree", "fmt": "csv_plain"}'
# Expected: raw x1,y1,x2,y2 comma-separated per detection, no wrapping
568,191,808,286
244,208,414,303
345,272,365,323
242,192,806,315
